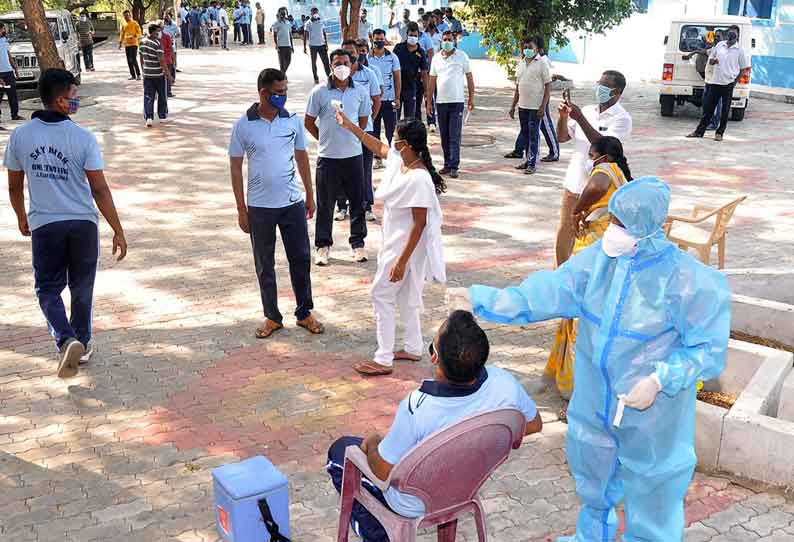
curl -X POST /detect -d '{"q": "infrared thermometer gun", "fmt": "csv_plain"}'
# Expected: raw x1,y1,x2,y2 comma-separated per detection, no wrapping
331,99,344,125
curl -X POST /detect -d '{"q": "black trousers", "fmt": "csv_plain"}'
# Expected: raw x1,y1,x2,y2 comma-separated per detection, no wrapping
336,131,374,213
0,71,19,118
81,43,94,69
695,82,735,136
278,46,293,74
309,44,331,81
242,23,251,44
257,23,265,44
398,93,417,120
249,202,313,323
233,23,241,42
125,46,140,77
181,21,190,47
316,155,367,249
373,100,396,145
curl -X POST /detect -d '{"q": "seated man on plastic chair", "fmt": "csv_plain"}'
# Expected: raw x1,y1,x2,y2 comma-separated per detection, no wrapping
326,310,543,542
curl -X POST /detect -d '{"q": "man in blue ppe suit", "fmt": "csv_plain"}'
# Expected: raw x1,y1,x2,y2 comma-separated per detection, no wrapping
447,177,731,541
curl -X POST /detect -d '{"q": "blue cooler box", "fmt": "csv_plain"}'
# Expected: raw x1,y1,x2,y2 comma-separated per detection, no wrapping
212,456,290,541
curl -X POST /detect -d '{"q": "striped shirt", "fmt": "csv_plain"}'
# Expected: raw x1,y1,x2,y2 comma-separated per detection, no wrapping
77,19,94,46
139,37,164,78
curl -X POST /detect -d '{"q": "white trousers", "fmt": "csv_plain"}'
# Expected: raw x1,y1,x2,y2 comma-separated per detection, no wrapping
371,257,426,366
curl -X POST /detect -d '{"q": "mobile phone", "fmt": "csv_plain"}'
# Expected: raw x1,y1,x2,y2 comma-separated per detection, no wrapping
562,88,571,105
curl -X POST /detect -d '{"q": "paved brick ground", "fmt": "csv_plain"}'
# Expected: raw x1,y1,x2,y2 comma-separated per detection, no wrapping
2,44,794,542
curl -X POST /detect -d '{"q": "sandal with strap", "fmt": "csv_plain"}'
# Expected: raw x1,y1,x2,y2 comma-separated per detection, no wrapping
297,314,325,334
393,350,421,362
354,361,394,376
255,320,283,339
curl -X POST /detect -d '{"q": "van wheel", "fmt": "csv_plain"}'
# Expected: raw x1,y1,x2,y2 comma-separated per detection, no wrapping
660,96,675,117
730,107,745,121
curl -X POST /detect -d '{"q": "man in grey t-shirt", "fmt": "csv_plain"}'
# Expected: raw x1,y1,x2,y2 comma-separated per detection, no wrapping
271,7,294,74
303,6,330,84
4,69,127,378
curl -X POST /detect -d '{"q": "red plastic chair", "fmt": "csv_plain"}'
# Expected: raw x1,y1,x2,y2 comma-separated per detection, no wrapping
336,408,527,542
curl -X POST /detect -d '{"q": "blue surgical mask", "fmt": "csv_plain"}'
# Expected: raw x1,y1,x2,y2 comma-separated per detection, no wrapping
594,83,614,104
68,96,80,115
441,41,454,52
268,93,287,110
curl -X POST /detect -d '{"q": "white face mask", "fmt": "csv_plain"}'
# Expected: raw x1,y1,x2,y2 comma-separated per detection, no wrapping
407,36,419,45
333,65,351,82
584,155,606,177
601,223,638,258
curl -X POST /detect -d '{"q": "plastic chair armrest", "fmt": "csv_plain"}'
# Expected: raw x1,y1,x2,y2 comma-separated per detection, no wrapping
344,445,392,493
667,211,719,224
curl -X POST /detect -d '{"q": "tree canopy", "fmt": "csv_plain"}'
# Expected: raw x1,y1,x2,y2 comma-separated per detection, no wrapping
464,0,635,75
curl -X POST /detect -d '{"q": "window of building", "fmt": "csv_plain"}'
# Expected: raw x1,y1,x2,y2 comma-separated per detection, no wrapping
727,0,775,19
633,0,650,13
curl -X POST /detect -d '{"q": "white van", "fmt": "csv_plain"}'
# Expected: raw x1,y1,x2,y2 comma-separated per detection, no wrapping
658,15,753,121
0,10,81,88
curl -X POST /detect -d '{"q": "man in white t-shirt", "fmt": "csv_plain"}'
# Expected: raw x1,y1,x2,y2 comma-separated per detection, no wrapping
687,26,749,142
326,311,542,541
426,31,474,179
508,36,550,176
555,70,632,266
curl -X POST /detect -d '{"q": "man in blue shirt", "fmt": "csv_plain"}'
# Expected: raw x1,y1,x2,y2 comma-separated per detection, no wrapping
367,28,401,168
232,2,242,43
188,6,202,49
444,7,463,35
4,69,127,378
305,48,371,266
335,39,381,223
242,0,253,45
229,68,323,339
272,7,294,74
326,311,543,541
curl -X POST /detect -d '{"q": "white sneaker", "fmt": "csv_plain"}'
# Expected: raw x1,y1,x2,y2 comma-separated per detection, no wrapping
57,338,84,378
334,208,348,221
353,247,368,263
373,158,384,170
145,118,153,127
365,210,376,222
159,117,169,124
80,341,93,364
315,246,330,266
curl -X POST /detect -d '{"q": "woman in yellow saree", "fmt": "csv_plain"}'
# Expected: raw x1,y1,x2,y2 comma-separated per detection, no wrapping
545,136,633,415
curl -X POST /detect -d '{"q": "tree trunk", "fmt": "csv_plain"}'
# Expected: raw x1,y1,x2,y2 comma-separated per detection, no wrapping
339,0,361,41
20,0,65,71
129,0,146,26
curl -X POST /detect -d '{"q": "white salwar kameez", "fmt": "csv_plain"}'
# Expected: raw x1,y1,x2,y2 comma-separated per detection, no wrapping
371,149,446,366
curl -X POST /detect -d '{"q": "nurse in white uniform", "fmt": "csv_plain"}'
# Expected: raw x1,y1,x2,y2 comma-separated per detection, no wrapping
335,111,446,376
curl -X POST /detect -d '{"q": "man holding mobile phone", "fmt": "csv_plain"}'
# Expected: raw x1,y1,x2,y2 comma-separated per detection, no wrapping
554,71,632,267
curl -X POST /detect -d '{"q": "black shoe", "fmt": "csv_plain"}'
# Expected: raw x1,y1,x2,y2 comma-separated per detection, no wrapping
449,169,459,178
524,166,536,175
11,115,24,121
314,78,320,84
439,167,451,175
514,161,529,170
167,93,175,98
136,76,141,80
504,150,523,159
128,76,136,80
540,155,559,162
686,132,703,138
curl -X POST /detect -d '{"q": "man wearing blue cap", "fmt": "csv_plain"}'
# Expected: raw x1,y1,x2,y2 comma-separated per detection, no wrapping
447,177,731,541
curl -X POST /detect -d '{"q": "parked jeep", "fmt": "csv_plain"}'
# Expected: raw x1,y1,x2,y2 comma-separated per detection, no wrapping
0,9,81,88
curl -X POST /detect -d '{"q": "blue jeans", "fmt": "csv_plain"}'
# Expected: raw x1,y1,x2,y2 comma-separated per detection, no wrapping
143,76,168,120
703,86,722,130
32,220,99,349
437,102,464,170
514,102,559,160
327,436,392,542
518,107,541,168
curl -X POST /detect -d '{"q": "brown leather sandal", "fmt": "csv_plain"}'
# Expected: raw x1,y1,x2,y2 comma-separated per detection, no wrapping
393,350,421,362
255,320,283,339
297,314,325,334
353,361,394,376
